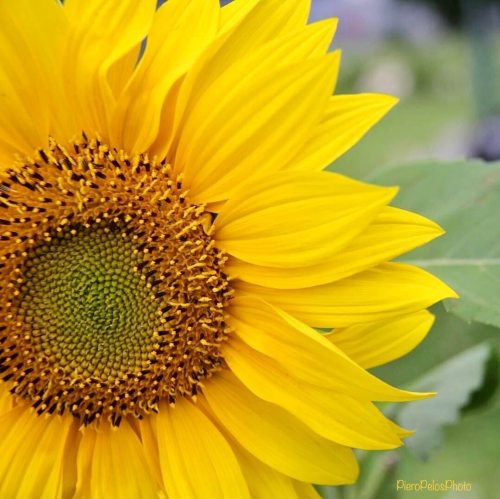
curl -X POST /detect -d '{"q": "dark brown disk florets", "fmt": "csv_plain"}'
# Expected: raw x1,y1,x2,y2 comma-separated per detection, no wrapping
0,136,232,426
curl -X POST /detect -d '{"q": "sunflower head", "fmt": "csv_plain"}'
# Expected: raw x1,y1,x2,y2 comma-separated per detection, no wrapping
0,136,232,425
0,1,456,498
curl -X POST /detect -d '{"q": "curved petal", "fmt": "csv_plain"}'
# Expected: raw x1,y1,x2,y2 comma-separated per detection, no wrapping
75,421,160,499
288,93,398,172
224,206,443,288
228,295,429,403
203,371,359,485
225,336,408,449
329,310,435,369
111,0,220,153
0,0,67,163
155,399,250,499
63,0,157,140
177,53,341,204
236,262,457,327
0,407,74,499
216,171,396,267
232,445,300,499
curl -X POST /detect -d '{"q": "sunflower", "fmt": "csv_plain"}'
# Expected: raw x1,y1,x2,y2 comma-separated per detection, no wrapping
0,1,456,498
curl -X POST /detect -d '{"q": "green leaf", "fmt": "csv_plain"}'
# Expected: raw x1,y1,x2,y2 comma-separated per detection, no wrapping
393,343,491,460
369,160,500,328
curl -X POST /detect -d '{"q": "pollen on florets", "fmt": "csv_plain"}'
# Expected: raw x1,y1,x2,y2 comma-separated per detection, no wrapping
0,136,232,426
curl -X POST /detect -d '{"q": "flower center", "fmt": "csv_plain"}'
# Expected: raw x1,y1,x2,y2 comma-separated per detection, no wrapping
0,136,232,426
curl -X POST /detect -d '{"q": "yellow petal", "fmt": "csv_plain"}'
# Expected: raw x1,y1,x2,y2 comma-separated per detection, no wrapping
151,0,318,160
155,399,250,499
0,407,74,499
111,0,220,153
289,93,398,171
177,53,341,204
63,0,157,139
225,206,443,288
0,0,67,162
329,310,435,369
236,262,457,327
204,371,359,485
216,171,396,267
228,295,431,401
76,421,160,499
232,445,300,499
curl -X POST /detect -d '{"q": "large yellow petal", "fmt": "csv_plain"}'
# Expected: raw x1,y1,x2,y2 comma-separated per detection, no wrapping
289,93,399,171
329,310,435,369
0,0,67,163
215,172,396,267
155,399,250,499
227,296,430,405
176,53,341,204
75,421,160,499
111,0,220,154
236,262,457,327
63,0,157,139
0,407,74,499
203,371,359,485
232,445,300,499
224,206,443,288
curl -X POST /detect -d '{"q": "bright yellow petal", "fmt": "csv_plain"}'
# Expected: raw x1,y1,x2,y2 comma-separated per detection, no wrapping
111,0,220,153
224,206,443,288
0,407,74,499
203,371,359,485
0,0,67,162
289,93,398,171
76,421,160,499
177,52,341,204
155,399,250,499
63,0,157,139
236,262,457,328
232,445,300,499
228,295,430,402
329,310,435,369
215,171,396,267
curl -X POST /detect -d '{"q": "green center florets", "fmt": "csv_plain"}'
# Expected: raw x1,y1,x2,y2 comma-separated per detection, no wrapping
18,224,161,378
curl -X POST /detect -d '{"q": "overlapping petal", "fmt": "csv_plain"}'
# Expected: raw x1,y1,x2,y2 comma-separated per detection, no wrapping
329,310,435,369
63,0,157,140
154,399,250,499
236,262,457,327
0,407,74,499
203,370,359,484
225,206,443,288
216,171,397,267
75,421,159,499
